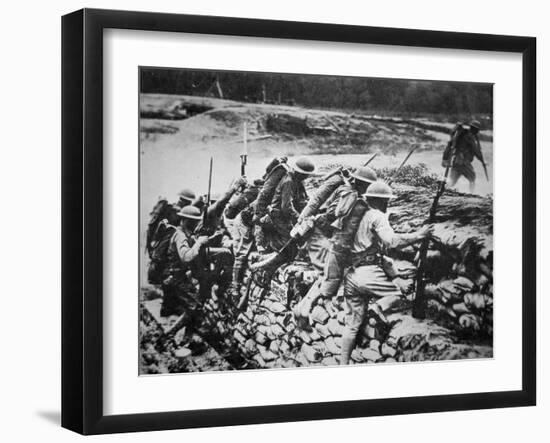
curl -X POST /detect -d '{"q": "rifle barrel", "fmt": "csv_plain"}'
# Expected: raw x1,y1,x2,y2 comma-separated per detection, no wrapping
388,144,419,185
363,152,378,166
412,146,454,319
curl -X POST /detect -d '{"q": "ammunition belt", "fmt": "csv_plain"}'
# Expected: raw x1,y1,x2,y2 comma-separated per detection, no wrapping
351,252,380,268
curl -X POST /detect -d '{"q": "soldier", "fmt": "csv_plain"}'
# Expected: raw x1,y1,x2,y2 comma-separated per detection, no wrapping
146,187,197,286
443,120,486,193
253,157,290,253
340,181,433,365
161,205,205,317
199,177,247,237
316,166,378,300
175,188,197,210
224,181,262,300
266,156,316,259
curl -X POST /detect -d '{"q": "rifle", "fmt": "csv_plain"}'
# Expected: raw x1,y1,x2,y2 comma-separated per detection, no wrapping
194,157,214,302
321,151,378,182
200,157,213,254
363,152,378,166
240,122,248,176
388,144,419,185
412,146,456,319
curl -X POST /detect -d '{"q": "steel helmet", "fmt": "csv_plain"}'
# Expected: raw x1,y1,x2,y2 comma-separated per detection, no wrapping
469,120,481,130
178,188,196,203
363,181,395,199
292,157,316,175
177,205,202,220
351,166,377,183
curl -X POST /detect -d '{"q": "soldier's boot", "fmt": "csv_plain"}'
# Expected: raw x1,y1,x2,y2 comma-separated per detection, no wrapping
228,262,244,304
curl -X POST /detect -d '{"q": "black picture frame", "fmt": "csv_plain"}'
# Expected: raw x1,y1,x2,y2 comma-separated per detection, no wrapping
61,8,536,435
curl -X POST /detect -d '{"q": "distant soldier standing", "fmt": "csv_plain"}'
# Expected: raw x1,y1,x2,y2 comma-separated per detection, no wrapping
442,119,487,193
340,182,433,365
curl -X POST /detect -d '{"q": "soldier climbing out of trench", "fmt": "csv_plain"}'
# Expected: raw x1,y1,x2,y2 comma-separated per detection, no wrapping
442,119,487,193
252,157,290,254
340,181,434,365
224,179,263,301
291,166,378,320
317,166,378,295
261,156,316,270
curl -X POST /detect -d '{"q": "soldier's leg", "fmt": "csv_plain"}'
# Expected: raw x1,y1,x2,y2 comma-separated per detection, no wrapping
230,219,254,298
160,279,183,317
319,250,345,299
463,163,476,193
340,270,367,365
208,247,234,292
254,225,269,254
448,168,460,188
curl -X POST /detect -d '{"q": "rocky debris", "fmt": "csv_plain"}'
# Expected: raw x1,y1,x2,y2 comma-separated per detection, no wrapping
139,299,232,374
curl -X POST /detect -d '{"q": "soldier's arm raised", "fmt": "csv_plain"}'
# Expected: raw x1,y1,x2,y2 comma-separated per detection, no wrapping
374,214,433,250
175,232,205,263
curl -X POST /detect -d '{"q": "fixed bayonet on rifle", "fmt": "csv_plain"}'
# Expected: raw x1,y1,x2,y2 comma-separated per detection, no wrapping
203,157,213,227
240,122,248,176
388,144,419,185
412,146,456,319
321,151,378,182
363,152,378,166
200,157,214,263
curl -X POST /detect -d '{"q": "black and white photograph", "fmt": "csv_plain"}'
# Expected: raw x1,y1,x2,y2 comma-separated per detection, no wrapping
139,68,494,374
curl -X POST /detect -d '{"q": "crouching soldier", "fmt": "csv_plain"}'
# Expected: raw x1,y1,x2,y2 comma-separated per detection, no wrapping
161,205,205,318
340,181,434,365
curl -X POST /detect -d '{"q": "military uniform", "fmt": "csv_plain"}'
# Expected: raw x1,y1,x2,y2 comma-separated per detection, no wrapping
341,205,415,364
318,188,369,300
267,172,308,253
315,167,378,300
161,227,201,317
443,123,485,190
253,161,288,253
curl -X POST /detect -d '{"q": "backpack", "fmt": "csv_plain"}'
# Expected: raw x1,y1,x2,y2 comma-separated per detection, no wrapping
146,199,177,285
254,158,290,219
442,123,468,166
